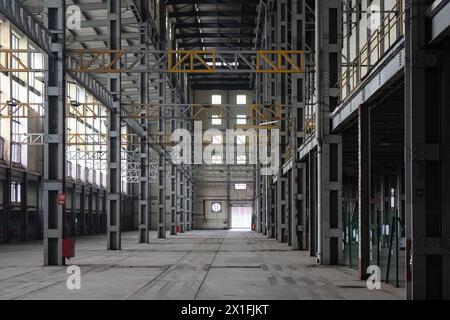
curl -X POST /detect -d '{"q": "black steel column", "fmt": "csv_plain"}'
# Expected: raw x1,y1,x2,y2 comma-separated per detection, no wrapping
43,0,66,266
358,104,371,280
107,0,122,250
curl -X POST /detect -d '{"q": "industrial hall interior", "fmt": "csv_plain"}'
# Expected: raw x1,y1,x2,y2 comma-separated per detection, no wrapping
0,0,448,301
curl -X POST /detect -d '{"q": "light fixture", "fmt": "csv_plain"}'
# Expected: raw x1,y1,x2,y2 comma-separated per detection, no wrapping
7,100,17,107
212,202,222,213
70,100,80,107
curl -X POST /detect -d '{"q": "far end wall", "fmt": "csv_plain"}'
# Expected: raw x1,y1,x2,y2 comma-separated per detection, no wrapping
192,90,255,230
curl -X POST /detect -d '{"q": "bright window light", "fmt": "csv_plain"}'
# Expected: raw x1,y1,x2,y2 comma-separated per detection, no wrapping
212,95,222,105
237,115,247,125
236,95,247,105
212,155,222,164
236,135,246,145
237,155,247,165
212,135,223,145
235,184,247,190
212,115,222,125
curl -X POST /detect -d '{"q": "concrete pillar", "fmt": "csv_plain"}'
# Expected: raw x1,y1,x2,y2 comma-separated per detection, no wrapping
358,104,371,279
106,0,122,250
43,0,66,265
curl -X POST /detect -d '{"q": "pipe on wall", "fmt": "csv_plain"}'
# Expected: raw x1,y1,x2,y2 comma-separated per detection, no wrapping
315,0,323,264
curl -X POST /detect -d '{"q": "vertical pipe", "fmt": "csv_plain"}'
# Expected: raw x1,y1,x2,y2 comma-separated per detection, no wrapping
315,0,323,263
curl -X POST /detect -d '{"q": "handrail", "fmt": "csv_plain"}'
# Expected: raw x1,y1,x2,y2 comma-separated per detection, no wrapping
337,0,405,104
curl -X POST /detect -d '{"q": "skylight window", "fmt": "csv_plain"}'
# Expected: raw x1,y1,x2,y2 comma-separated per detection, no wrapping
236,95,247,105
237,115,247,125
212,115,222,125
212,95,222,105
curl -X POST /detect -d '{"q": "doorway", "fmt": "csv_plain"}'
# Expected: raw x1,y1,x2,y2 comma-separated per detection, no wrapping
231,207,252,230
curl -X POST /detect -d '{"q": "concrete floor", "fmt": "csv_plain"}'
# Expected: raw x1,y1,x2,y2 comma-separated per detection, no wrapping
0,230,404,300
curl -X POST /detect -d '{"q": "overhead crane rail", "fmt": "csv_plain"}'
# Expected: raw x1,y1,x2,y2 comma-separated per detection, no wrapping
0,49,43,72
0,49,306,74
0,101,293,120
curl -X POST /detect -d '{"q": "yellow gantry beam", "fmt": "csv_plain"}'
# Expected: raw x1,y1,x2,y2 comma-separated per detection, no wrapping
1,48,306,74
0,49,41,73
168,49,217,73
256,50,305,73
0,103,45,118
64,49,306,74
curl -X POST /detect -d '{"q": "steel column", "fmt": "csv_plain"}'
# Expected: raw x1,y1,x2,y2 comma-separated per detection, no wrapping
405,0,450,300
315,0,343,265
106,0,122,250
358,104,371,279
138,21,150,243
179,170,185,233
170,164,177,235
186,178,191,232
157,0,167,239
43,0,66,266
290,0,306,249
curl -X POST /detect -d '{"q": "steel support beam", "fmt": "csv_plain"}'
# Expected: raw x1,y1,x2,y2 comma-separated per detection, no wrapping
186,177,191,232
315,0,343,266
138,22,150,243
43,0,66,266
106,0,122,250
358,104,371,279
186,118,193,232
170,165,178,235
2,169,11,244
170,88,177,236
268,182,276,238
308,151,317,256
157,0,167,239
179,170,185,233
191,180,196,230
289,0,306,250
405,0,450,300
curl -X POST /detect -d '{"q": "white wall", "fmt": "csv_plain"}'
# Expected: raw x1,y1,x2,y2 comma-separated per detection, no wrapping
192,90,255,230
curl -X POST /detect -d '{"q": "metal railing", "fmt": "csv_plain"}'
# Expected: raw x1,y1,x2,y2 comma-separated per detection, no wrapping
304,115,316,138
338,0,405,103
